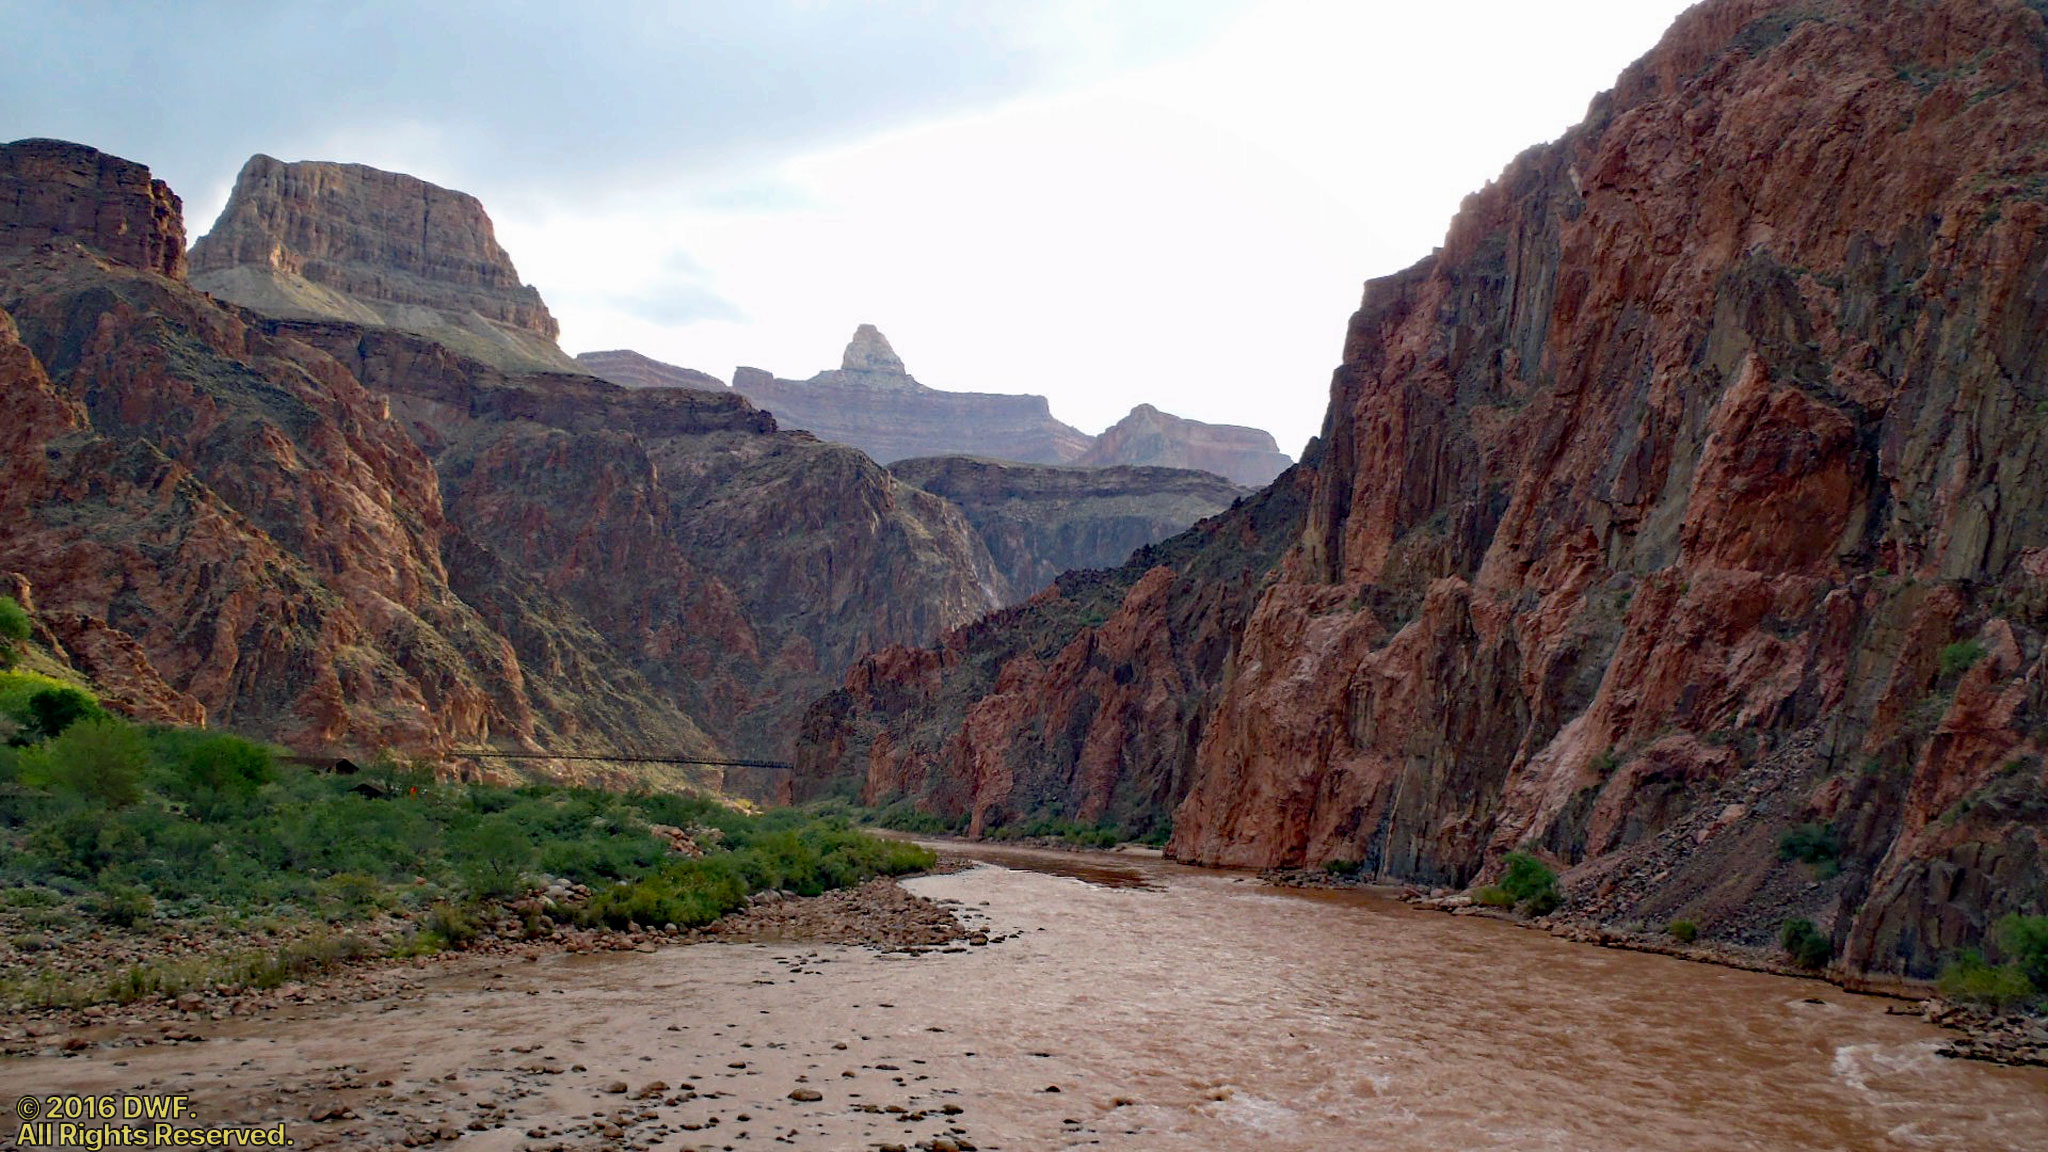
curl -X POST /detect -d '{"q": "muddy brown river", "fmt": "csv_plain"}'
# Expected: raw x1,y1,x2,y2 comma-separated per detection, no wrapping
8,844,2046,1150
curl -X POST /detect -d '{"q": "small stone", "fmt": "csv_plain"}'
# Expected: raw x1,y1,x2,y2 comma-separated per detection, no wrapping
605,1081,629,1094
788,1088,822,1102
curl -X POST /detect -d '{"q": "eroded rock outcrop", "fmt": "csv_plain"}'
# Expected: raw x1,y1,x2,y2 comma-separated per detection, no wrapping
1076,403,1293,487
0,138,186,278
887,455,1248,604
797,0,2048,979
190,155,576,373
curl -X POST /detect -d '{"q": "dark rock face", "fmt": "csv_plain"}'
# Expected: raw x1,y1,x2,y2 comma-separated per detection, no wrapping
576,348,728,391
887,455,1248,604
797,0,2048,979
189,155,575,373
1076,403,1294,487
1,141,1005,785
0,139,186,278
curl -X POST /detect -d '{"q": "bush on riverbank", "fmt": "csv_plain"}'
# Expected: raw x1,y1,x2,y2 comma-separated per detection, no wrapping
1780,918,1832,968
1938,914,2048,1011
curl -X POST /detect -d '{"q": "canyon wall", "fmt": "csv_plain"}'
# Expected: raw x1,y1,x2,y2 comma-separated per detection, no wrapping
797,0,2048,978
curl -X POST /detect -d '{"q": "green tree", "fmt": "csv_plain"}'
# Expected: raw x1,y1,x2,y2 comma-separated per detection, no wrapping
24,718,149,808
175,734,276,820
453,815,537,899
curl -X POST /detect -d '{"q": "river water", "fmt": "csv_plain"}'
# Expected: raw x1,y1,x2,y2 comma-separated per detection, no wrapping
10,843,2046,1150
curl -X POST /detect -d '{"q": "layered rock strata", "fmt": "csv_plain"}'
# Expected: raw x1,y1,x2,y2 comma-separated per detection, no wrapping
887,456,1248,604
797,0,2048,980
189,155,577,373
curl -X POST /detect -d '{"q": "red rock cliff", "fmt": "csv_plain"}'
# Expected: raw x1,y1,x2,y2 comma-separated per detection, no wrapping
797,0,2048,978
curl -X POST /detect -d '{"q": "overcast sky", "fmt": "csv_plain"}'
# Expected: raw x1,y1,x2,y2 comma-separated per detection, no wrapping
3,0,1697,457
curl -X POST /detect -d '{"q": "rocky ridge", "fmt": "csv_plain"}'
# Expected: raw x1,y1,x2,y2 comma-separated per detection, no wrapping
189,155,576,374
1075,403,1293,487
575,348,727,391
796,0,2048,980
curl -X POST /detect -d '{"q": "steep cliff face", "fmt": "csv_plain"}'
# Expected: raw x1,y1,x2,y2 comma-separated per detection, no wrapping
887,455,1249,604
189,155,576,374
798,0,2048,978
1076,403,1294,487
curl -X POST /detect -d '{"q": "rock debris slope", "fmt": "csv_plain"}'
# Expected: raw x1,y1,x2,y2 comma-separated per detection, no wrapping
796,0,2048,978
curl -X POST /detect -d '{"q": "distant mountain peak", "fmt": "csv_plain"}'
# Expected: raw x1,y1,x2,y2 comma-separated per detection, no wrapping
842,323,907,375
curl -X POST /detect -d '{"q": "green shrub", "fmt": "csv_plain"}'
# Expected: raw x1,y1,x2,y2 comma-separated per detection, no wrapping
420,901,479,950
1939,639,1987,681
315,872,390,919
1498,851,1560,914
1995,913,2048,992
1475,885,1516,908
1777,824,1840,877
89,883,154,927
0,595,28,669
1323,858,1364,878
1669,919,1699,944
3,683,106,746
1780,918,1832,969
1939,949,2035,1011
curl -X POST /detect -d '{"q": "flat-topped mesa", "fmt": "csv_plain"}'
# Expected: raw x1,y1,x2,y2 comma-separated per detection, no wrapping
0,138,186,278
189,155,576,374
1077,403,1294,488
